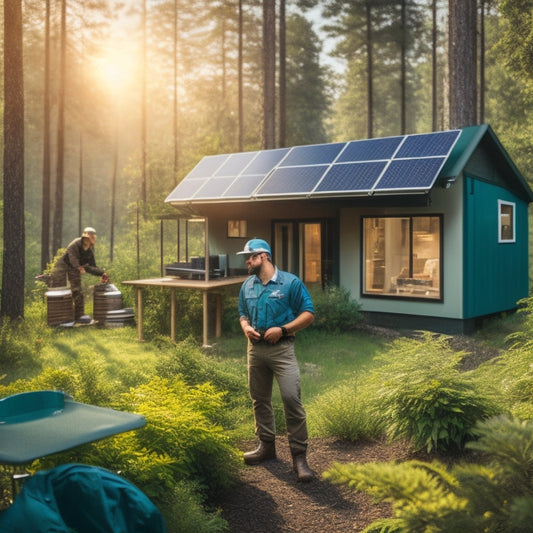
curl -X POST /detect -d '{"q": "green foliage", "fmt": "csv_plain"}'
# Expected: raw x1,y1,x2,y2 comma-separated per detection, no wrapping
0,316,44,370
370,333,500,453
474,299,533,420
118,377,241,501
310,285,362,333
29,374,240,532
154,337,248,419
324,416,533,532
309,377,381,440
159,482,229,533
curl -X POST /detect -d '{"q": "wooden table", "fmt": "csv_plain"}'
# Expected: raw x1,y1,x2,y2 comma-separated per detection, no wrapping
122,276,247,346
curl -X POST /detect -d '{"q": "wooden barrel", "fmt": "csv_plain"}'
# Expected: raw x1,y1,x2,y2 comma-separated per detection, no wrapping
93,284,123,323
46,289,74,326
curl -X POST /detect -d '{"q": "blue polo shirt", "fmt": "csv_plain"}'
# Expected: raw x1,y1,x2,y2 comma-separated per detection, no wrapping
238,268,315,331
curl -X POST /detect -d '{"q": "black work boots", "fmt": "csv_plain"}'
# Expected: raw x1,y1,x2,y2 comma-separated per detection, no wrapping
292,453,313,482
243,440,276,465
243,441,314,482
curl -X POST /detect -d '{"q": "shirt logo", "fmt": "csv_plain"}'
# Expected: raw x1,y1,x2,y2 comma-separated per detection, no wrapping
269,290,284,299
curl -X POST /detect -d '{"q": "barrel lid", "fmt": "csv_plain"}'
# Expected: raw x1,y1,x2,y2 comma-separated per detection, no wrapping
46,289,72,297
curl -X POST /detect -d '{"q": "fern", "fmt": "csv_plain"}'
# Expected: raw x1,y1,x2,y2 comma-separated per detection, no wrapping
369,332,500,452
324,416,533,533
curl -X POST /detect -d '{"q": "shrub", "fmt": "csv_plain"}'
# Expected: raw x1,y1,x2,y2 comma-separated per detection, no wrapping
310,286,362,333
0,316,43,371
31,375,241,532
370,333,500,453
323,415,533,533
154,337,248,419
309,377,382,440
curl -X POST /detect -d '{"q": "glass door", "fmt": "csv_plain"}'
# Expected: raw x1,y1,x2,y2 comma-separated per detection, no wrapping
273,220,335,287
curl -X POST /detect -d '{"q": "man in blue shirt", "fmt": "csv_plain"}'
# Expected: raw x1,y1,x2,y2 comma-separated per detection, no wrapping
237,238,315,482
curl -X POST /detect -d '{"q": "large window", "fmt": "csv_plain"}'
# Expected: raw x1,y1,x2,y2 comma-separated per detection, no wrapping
362,215,442,300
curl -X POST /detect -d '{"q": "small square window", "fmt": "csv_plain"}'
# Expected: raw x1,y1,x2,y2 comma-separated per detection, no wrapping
498,200,515,243
227,220,247,238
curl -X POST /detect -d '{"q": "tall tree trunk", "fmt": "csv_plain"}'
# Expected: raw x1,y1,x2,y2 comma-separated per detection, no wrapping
78,135,83,235
262,0,276,149
365,1,373,138
2,0,25,320
479,0,485,123
110,126,118,262
400,0,407,134
41,0,51,270
53,0,67,252
448,0,477,128
238,0,243,151
141,0,147,213
278,0,286,147
173,0,179,184
432,0,438,131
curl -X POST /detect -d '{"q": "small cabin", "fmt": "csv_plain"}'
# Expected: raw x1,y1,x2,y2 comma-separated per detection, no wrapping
164,124,533,334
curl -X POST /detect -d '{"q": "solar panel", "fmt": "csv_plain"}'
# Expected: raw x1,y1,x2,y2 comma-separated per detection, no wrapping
337,137,403,163
166,177,208,201
194,177,236,199
374,158,446,192
165,129,462,204
244,148,290,174
279,143,345,166
314,161,387,194
214,151,258,176
256,166,329,196
187,154,229,178
222,175,266,198
395,130,459,158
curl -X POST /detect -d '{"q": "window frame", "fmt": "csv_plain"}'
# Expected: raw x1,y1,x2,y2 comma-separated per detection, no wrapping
498,200,515,244
360,214,444,302
227,220,247,238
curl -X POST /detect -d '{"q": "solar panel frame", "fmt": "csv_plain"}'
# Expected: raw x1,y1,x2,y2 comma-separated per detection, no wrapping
165,129,462,204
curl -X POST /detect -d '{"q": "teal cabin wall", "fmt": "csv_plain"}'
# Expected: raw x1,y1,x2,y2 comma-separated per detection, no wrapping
463,175,529,319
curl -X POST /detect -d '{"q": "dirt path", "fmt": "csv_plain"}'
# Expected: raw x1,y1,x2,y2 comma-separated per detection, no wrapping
220,437,412,533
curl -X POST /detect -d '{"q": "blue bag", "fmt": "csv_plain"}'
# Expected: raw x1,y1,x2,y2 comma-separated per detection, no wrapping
0,463,167,533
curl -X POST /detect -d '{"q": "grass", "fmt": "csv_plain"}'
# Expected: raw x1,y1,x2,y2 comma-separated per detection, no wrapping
2,303,532,532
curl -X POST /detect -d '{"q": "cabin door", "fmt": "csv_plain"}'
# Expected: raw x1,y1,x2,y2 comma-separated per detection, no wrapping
272,220,337,287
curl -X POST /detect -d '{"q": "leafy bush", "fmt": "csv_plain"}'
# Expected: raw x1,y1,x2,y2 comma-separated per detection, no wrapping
370,333,500,453
30,375,240,532
154,337,248,418
323,415,533,533
310,286,362,333
0,316,44,371
309,377,381,440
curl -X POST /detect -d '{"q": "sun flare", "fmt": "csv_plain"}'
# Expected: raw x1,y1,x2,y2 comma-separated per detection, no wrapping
93,43,138,93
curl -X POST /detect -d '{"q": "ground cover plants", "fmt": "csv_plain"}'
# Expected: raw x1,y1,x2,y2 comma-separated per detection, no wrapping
0,290,532,532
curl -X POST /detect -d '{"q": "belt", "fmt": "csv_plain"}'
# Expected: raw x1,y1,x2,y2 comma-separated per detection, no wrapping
250,335,295,346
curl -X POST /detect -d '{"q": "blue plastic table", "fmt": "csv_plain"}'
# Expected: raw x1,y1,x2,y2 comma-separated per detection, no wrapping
0,391,146,465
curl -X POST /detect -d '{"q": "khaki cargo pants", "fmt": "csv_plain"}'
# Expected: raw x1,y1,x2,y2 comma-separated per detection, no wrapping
247,338,308,456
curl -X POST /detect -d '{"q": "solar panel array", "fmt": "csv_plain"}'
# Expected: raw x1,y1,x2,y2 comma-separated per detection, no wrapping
165,130,462,204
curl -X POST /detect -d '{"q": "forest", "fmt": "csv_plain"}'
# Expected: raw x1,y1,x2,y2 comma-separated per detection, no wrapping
2,0,533,317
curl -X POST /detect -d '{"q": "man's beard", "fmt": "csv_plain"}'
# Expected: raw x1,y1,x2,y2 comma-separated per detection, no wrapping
248,262,261,276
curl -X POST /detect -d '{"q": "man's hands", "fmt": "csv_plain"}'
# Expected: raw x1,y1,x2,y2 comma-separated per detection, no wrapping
242,324,284,344
101,272,109,283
